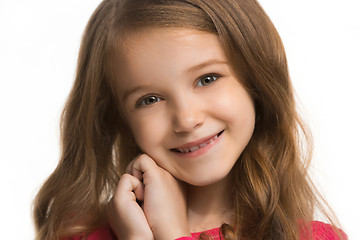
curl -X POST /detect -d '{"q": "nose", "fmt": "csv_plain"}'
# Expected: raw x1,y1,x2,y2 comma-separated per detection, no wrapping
171,98,204,133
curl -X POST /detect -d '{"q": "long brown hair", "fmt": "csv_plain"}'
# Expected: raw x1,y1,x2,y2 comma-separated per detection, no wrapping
33,0,342,239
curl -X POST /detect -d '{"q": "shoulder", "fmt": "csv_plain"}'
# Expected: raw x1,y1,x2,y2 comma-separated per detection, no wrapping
63,225,117,240
301,221,348,240
64,221,347,240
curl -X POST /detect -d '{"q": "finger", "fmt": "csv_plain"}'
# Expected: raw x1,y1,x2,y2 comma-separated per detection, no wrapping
125,159,135,174
126,156,145,181
116,173,145,202
125,153,143,174
131,154,159,180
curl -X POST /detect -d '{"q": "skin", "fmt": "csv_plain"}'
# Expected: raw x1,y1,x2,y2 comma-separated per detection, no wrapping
107,28,256,240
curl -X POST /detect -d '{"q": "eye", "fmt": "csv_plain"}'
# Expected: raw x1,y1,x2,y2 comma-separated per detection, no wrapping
137,95,162,106
196,74,220,87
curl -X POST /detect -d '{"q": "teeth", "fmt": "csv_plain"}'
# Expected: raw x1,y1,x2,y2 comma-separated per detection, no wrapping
189,146,200,152
176,133,220,153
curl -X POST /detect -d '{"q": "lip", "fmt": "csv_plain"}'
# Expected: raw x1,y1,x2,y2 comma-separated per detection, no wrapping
170,130,224,158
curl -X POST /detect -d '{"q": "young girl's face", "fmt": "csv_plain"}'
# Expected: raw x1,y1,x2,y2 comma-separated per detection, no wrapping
115,28,255,186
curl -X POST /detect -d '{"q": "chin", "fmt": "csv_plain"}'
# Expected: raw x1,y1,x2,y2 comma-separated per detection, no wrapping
182,171,230,187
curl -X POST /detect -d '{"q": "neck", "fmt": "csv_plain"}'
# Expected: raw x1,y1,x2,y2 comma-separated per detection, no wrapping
186,176,233,233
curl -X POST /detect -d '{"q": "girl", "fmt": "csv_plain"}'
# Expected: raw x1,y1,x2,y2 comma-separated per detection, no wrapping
33,0,347,239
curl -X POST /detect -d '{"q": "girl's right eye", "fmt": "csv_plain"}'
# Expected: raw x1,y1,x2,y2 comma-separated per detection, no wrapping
137,95,162,107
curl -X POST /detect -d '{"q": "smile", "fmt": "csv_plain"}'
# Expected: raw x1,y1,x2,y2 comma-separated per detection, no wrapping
171,130,224,154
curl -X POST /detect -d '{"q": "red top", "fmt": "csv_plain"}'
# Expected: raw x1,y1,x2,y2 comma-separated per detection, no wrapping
65,221,347,240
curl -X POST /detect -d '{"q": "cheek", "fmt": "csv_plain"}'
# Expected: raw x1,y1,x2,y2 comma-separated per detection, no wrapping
213,87,256,151
213,84,255,124
128,113,168,151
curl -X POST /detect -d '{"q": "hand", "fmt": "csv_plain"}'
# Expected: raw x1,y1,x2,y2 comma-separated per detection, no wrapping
127,154,191,240
106,172,154,240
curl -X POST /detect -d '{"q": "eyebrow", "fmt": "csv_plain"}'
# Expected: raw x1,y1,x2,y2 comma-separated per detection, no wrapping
122,85,151,102
122,59,228,102
186,59,228,74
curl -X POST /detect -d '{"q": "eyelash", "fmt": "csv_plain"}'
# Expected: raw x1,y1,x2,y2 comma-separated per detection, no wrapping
196,73,221,87
135,73,221,107
136,95,163,107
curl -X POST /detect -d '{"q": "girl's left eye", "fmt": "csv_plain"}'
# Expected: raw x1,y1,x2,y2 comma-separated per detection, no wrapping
196,74,220,87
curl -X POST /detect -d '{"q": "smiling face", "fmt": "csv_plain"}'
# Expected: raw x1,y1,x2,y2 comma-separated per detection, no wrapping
114,28,255,186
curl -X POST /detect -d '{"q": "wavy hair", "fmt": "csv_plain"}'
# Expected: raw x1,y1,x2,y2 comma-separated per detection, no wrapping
33,0,341,239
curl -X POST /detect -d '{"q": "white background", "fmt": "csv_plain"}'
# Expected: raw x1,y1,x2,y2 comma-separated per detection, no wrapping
0,0,359,239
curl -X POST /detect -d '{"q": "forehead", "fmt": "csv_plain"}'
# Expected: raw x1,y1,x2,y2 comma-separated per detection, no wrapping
114,27,227,80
